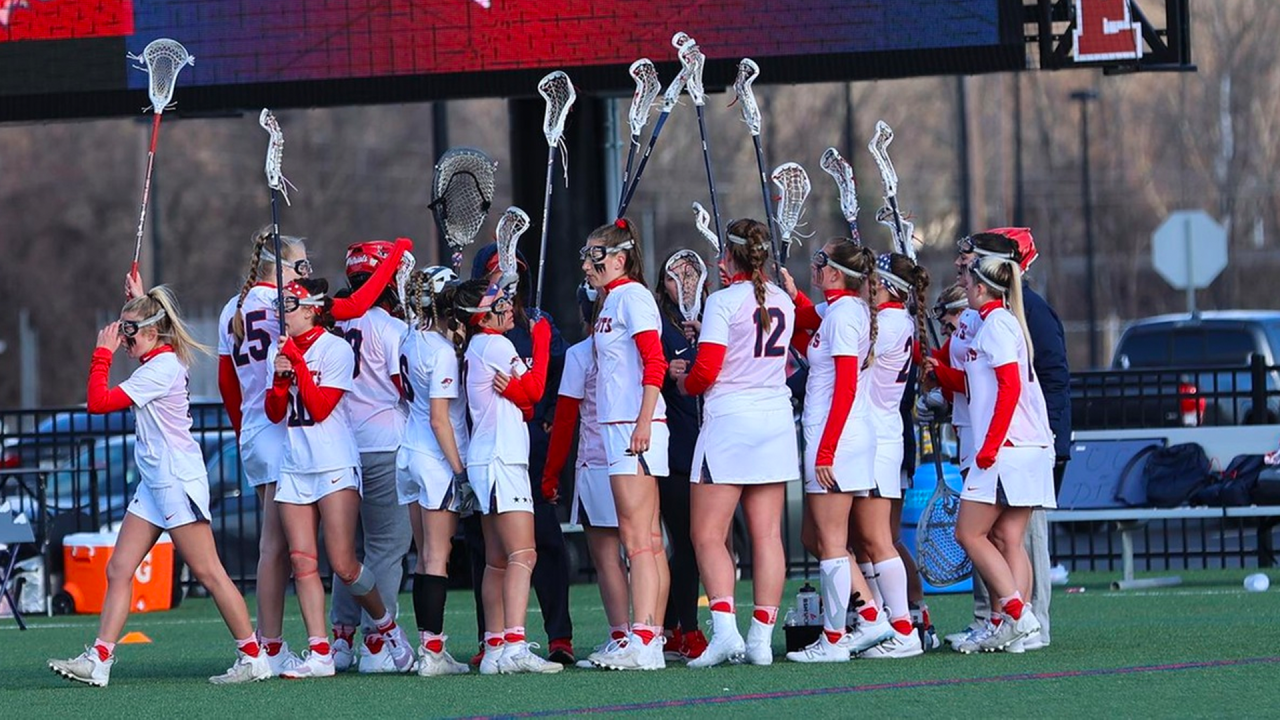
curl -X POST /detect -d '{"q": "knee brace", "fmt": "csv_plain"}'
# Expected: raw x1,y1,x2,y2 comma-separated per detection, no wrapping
342,564,377,596
507,548,537,574
289,551,319,580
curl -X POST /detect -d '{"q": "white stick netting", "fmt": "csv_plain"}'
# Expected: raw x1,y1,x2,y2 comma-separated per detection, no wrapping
396,250,417,323
691,201,719,252
820,147,858,238
128,38,194,114
259,109,296,205
771,162,813,251
671,31,692,50
539,71,577,148
665,249,708,323
678,38,707,107
732,58,762,136
430,147,497,255
876,206,917,260
868,120,899,199
496,206,530,289
661,66,689,113
627,59,663,139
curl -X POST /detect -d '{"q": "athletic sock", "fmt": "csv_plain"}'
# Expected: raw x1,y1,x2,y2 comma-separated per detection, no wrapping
420,631,445,654
309,636,331,656
632,624,658,645
332,624,356,645
260,636,284,657
819,556,851,638
708,596,735,614
374,612,397,635
610,624,630,641
92,638,115,661
859,562,884,611
752,606,778,625
413,573,449,635
484,632,505,650
873,557,910,623
890,618,914,636
999,593,1026,621
503,627,526,645
364,633,385,654
858,605,880,624
235,636,262,657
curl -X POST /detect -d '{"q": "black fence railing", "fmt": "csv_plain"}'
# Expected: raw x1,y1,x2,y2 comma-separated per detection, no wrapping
1050,515,1278,572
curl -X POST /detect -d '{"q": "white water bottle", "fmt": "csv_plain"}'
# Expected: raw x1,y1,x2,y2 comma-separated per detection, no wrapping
797,582,820,625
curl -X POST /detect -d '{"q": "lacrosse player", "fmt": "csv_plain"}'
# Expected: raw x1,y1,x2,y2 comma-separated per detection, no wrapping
673,218,797,668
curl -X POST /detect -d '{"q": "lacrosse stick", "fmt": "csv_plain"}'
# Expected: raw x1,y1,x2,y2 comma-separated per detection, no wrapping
820,147,861,244
496,206,531,292
126,38,194,278
679,38,725,258
771,162,813,267
534,70,577,310
868,121,914,258
691,202,720,254
618,59,662,217
429,147,497,274
259,108,295,338
916,423,972,587
732,58,779,272
665,249,708,327
396,250,417,323
617,65,688,218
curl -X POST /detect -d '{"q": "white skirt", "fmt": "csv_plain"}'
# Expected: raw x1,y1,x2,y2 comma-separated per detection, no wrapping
127,478,210,530
468,459,533,515
571,465,617,528
802,422,875,494
398,447,458,511
240,424,285,488
955,424,975,472
961,445,1057,508
694,402,799,485
275,467,361,505
603,421,670,478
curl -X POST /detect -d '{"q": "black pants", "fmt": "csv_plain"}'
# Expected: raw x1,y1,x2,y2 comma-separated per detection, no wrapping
463,501,574,642
659,472,700,632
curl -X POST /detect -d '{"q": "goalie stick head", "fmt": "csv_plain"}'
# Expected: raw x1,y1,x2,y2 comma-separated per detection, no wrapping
665,249,708,323
128,38,194,115
678,38,707,107
691,202,720,253
731,58,762,137
538,71,577,149
819,147,859,243
259,108,294,205
770,162,813,253
495,206,531,292
429,147,497,260
627,59,663,139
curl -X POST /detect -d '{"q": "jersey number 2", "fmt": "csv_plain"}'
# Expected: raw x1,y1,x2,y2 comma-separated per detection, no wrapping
753,309,787,358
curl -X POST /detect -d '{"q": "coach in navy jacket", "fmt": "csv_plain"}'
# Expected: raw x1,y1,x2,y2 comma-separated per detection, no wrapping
1023,283,1071,476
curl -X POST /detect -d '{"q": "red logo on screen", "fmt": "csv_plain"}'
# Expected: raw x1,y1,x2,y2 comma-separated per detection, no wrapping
1,0,133,42
1073,0,1142,62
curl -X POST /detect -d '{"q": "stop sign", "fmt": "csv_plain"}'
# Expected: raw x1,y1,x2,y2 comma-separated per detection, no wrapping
1152,210,1228,290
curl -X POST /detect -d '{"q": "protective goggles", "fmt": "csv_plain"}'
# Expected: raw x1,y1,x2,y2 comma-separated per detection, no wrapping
932,298,968,321
277,293,327,314
119,310,165,338
459,285,512,317
261,249,313,277
811,250,863,279
579,240,634,263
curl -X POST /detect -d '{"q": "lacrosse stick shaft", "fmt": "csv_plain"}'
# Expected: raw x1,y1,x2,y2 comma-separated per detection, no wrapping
131,113,163,275
270,187,286,337
750,136,781,279
617,134,640,217
694,107,724,259
617,111,671,218
534,145,556,310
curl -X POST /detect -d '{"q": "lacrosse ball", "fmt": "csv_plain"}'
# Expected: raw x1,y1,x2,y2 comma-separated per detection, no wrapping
1244,573,1270,592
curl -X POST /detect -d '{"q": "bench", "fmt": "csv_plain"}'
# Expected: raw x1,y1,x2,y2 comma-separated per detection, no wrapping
1048,425,1280,589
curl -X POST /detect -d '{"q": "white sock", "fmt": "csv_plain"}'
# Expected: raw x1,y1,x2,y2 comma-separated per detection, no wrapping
859,562,884,611
874,557,910,626
820,557,851,636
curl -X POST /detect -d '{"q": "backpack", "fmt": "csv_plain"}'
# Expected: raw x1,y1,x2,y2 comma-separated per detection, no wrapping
1252,463,1280,505
1143,443,1212,508
1192,454,1263,507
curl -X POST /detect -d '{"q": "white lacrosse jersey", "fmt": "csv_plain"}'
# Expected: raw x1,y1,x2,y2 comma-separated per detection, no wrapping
558,338,606,469
217,285,283,441
120,350,206,485
698,281,795,416
401,329,469,462
594,281,668,424
867,305,914,442
267,332,361,474
465,332,531,466
337,307,408,452
802,295,871,429
966,307,1053,448
948,308,983,429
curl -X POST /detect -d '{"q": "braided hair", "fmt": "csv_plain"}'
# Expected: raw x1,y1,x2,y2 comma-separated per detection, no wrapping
724,218,774,331
231,226,307,341
880,252,932,350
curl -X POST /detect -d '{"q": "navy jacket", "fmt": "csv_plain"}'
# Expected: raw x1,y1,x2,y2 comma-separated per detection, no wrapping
659,314,700,476
1024,286,1072,459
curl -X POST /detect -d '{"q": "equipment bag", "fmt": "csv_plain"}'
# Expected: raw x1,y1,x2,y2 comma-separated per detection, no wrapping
1143,443,1212,508
1192,454,1263,507
1252,464,1280,505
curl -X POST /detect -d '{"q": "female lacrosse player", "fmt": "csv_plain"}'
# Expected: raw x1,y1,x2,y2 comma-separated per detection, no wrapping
674,218,797,668
777,241,892,663
580,218,671,672
398,267,472,677
543,283,631,662
264,278,414,679
924,256,1054,653
50,284,269,687
655,249,708,661
457,278,562,675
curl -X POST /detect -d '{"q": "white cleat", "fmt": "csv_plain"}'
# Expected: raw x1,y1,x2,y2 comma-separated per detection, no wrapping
382,626,417,672
48,648,113,688
209,650,272,684
280,650,336,679
945,620,987,648
265,642,304,677
589,634,663,671
954,622,996,654
785,635,851,663
416,645,471,677
497,642,564,674
585,637,628,669
331,637,355,672
859,630,924,659
979,612,1041,653
743,618,774,666
686,629,745,669
1022,630,1048,651
357,637,399,674
478,642,504,676
841,616,895,654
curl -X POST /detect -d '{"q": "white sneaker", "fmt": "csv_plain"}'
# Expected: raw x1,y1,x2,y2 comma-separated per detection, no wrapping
1005,637,1026,654
265,642,304,677
357,637,398,674
479,642,504,676
586,636,629,669
945,620,986,648
1022,631,1049,651
842,616,895,654
686,628,745,669
280,650,336,679
416,643,471,677
954,622,995,654
497,642,564,674
209,650,272,684
860,630,924,659
48,648,113,687
382,626,416,672
743,618,774,666
331,637,355,672
590,634,664,671
979,612,1041,653
785,635,850,663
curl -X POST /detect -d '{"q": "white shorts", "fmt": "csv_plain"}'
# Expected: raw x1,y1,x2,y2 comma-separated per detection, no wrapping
127,479,211,530
571,466,617,528
868,439,904,500
955,425,974,472
603,422,670,478
961,445,1057,507
469,459,533,515
397,448,458,510
240,424,285,488
275,467,361,505
802,422,874,494
694,405,799,485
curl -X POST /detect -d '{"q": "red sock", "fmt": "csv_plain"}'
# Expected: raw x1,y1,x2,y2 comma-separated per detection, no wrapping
1001,595,1026,621
709,596,735,614
752,606,778,625
364,633,385,654
375,613,397,636
991,615,1004,627
921,607,932,627
632,624,657,645
309,637,331,656
92,639,115,662
890,619,914,636
484,632,505,649
236,637,261,658
332,625,355,644
858,606,879,623
260,636,284,657
503,627,526,645
610,624,629,641
421,633,445,654
824,629,844,644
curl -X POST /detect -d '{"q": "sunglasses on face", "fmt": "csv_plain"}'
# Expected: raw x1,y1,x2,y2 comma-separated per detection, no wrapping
119,311,164,338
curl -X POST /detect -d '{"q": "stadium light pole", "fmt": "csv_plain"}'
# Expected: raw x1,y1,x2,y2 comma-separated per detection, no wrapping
1071,89,1100,369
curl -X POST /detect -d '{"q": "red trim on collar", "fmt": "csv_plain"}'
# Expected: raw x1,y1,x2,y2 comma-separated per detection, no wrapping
978,300,1004,319
728,272,753,284
479,327,505,335
294,326,327,353
877,301,905,310
824,289,857,303
253,282,276,289
604,276,635,291
139,345,174,363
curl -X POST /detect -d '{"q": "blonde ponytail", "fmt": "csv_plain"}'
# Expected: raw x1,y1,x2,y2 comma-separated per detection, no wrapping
123,286,210,367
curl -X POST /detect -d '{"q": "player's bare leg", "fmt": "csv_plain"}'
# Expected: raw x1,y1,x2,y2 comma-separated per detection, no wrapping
956,500,1039,652
478,514,507,674
687,483,745,668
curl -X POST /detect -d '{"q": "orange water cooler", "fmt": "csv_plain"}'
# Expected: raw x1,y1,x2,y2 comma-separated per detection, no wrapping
61,532,175,614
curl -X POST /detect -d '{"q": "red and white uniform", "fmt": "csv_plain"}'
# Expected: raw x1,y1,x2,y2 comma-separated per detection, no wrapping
865,304,914,499
593,279,670,478
465,332,534,514
962,304,1056,507
800,293,874,493
398,328,469,510
545,338,615,527
267,331,362,505
935,308,982,470
337,307,407,453
687,280,798,485
217,285,285,488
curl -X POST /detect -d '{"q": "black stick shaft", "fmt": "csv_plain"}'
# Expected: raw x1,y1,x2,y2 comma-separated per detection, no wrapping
751,135,780,281
617,134,639,217
534,145,556,310
617,111,670,218
695,106,723,260
270,188,285,338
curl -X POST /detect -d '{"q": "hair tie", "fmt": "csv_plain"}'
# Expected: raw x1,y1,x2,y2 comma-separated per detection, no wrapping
615,218,627,229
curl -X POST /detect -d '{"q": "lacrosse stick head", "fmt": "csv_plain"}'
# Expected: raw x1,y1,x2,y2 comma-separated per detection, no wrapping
627,59,663,138
819,147,859,242
661,67,689,112
731,58,762,136
259,108,293,205
671,31,692,50
868,120,898,198
771,162,813,250
396,250,417,319
875,205,917,259
665,249,708,323
495,206,531,291
128,38,194,114
678,39,706,107
538,71,577,148
691,202,719,253
429,147,497,254
918,489,973,586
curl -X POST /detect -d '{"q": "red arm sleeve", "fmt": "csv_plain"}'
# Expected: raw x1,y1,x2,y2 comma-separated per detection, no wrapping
793,291,823,333
392,374,404,398
682,342,726,396
976,362,1022,469
542,396,581,484
931,341,967,395
816,355,858,466
293,357,345,423
217,354,243,435
264,375,291,424
86,348,133,414
331,237,412,321
633,329,667,389
499,319,552,411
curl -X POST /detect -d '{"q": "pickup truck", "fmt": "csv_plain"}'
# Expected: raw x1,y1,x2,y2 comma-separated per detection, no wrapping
1070,311,1280,430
